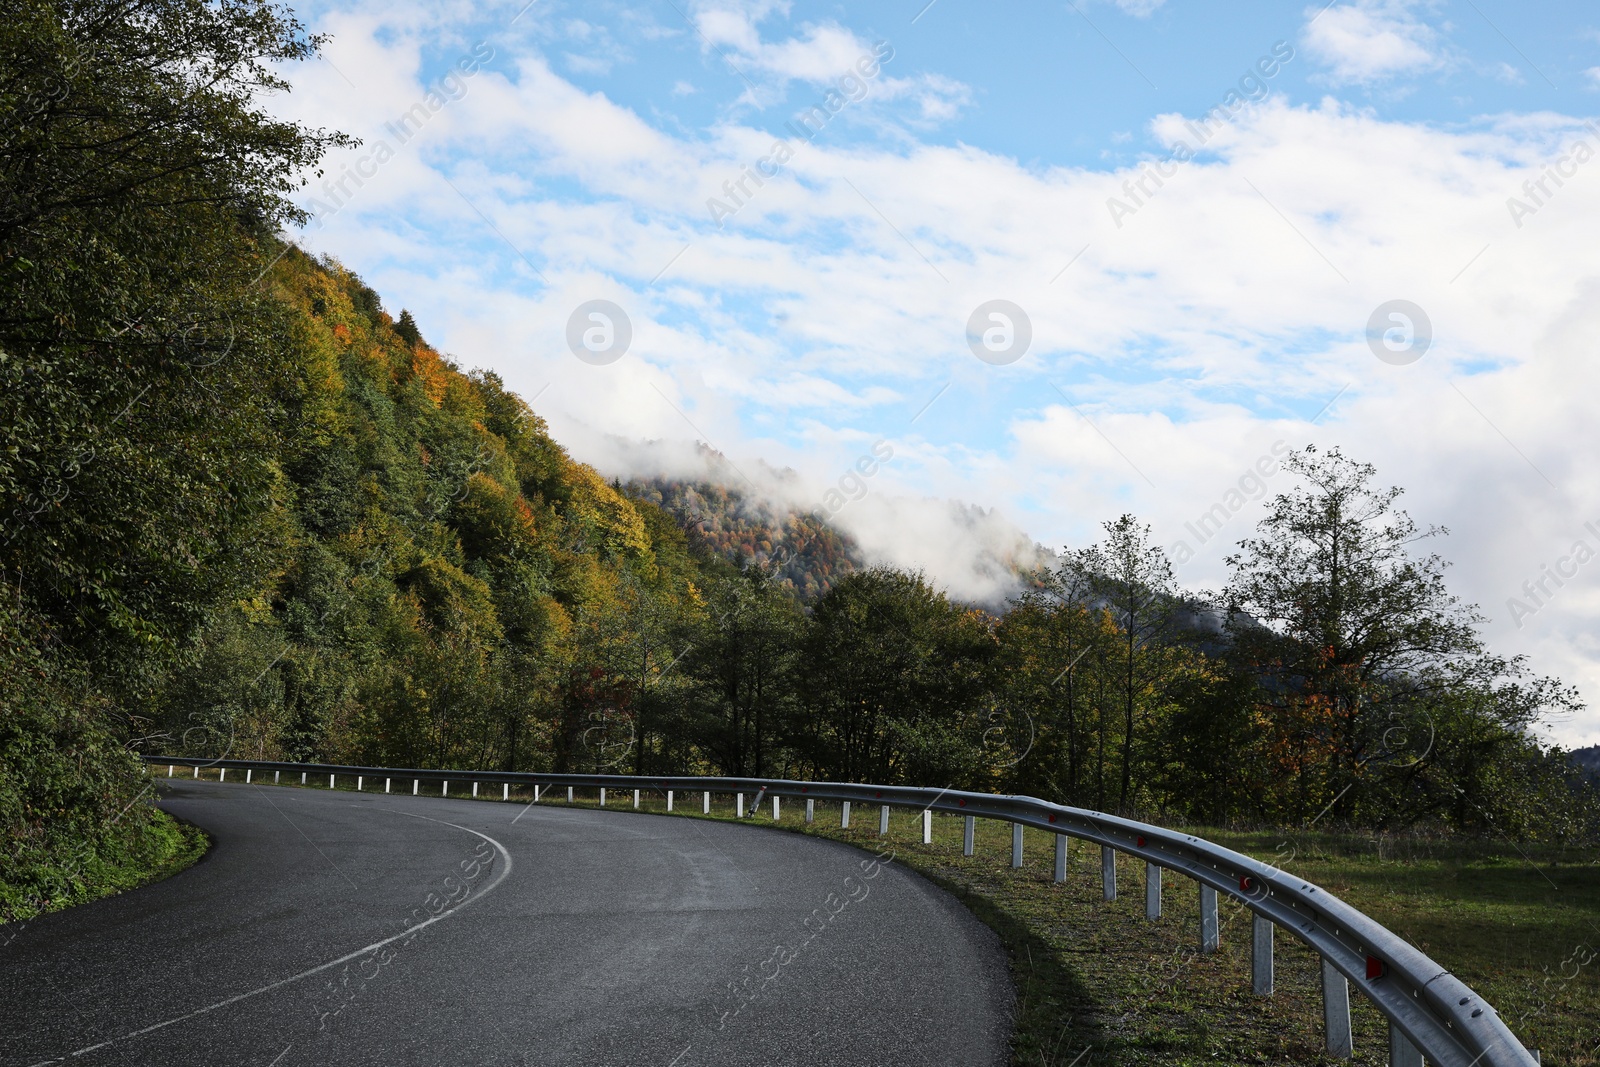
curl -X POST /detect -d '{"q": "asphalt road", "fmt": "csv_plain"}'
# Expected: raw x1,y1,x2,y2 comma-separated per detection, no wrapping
1,780,1012,1067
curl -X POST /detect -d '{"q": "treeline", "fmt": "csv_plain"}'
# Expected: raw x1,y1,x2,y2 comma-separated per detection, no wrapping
3,1,1597,920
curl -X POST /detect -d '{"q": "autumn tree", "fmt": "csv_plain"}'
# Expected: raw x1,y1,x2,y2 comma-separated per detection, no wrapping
1222,445,1581,826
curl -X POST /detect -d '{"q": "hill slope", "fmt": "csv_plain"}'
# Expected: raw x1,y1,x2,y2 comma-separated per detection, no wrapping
624,477,863,599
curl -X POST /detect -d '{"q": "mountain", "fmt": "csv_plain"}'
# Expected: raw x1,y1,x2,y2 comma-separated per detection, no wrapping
623,477,863,599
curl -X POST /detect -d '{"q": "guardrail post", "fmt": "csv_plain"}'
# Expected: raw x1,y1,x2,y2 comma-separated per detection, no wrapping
1011,823,1024,868
636,789,642,810
442,780,447,796
1389,1022,1421,1067
219,768,226,782
772,796,780,820
1322,959,1352,1057
736,793,744,818
1200,884,1219,952
1252,914,1274,994
841,801,851,828
805,798,813,823
667,790,674,811
879,805,889,835
703,791,710,814
600,787,607,807
300,771,306,784
274,771,280,783
503,783,509,801
922,809,932,844
963,815,975,856
1054,835,1067,882
567,786,574,805
1101,846,1116,900
1145,862,1161,919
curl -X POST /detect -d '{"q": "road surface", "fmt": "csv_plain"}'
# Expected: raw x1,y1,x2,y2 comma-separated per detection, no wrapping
1,780,1012,1066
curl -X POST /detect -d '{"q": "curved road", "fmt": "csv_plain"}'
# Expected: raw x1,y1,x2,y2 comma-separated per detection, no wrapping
1,780,1012,1066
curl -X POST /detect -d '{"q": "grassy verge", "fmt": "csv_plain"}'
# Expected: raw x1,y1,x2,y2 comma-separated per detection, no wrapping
193,769,1600,1065
0,806,209,928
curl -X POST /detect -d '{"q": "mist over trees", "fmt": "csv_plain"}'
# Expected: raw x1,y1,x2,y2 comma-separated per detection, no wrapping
4,0,1597,924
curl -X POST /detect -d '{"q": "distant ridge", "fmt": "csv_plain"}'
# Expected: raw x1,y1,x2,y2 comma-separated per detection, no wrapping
623,478,863,599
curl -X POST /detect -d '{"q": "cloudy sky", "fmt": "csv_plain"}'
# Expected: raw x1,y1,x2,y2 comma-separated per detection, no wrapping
279,0,1600,748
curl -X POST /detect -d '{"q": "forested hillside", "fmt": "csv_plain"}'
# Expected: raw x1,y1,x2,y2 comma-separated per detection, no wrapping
4,0,1597,926
623,476,863,599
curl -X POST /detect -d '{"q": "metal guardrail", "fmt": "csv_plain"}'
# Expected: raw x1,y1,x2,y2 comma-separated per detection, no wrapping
145,756,1539,1067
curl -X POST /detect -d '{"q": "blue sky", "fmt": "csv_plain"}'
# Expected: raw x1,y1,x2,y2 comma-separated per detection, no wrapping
283,0,1600,745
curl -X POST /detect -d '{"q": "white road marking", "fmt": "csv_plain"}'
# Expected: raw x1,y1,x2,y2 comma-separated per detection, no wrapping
28,810,513,1065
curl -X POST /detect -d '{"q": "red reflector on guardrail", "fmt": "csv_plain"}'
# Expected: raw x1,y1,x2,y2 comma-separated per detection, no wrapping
1137,835,1146,847
1240,876,1254,892
1048,814,1056,823
1367,955,1386,980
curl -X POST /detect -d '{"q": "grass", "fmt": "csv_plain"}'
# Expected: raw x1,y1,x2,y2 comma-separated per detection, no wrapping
179,767,1600,1065
0,806,209,928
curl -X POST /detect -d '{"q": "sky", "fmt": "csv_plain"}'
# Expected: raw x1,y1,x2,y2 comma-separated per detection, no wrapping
277,0,1600,748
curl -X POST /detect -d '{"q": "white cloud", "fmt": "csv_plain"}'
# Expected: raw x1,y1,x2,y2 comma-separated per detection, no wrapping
1303,0,1443,84
682,1,972,123
1586,66,1600,89
1111,0,1167,17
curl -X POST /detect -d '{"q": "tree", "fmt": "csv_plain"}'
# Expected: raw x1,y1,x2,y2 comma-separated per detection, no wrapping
679,564,803,777
995,559,1111,804
1221,446,1582,825
394,309,422,348
1076,515,1184,811
798,568,994,785
1,0,349,680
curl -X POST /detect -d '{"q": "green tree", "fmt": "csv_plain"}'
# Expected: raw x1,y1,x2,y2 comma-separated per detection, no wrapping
1222,446,1582,827
680,564,804,777
1075,515,1185,811
798,568,994,785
